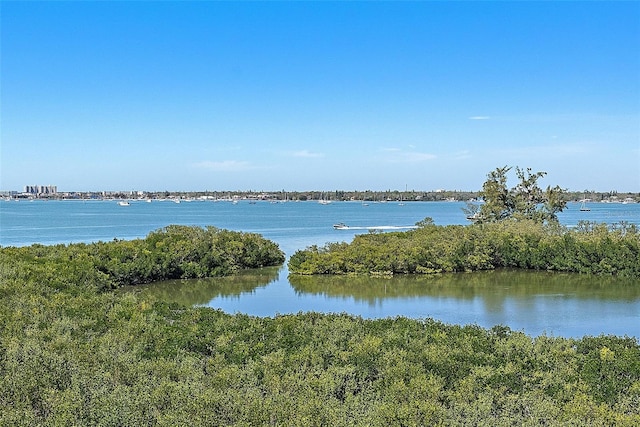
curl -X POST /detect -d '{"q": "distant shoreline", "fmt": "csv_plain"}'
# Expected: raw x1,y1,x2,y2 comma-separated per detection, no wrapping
2,189,638,204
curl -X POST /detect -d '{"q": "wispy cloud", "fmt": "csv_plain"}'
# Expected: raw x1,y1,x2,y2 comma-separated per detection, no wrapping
407,152,437,162
290,150,324,158
469,116,491,120
386,151,437,163
193,160,253,172
454,150,472,160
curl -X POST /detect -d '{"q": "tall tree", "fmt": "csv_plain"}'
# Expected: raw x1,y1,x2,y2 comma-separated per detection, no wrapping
473,166,567,223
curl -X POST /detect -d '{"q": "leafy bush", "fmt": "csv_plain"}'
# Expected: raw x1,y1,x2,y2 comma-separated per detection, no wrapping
1,225,285,291
289,219,640,277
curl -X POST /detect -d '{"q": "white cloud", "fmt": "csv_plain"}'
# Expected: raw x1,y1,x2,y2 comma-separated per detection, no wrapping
469,116,491,120
290,150,324,158
386,151,437,163
408,152,437,161
193,160,252,172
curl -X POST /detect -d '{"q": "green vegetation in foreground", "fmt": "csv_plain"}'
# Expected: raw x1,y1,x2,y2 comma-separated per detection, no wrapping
289,219,640,277
1,228,639,425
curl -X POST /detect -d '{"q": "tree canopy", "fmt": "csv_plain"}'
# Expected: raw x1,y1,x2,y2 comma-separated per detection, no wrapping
467,166,567,224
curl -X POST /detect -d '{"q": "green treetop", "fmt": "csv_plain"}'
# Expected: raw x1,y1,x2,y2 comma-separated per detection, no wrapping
469,166,567,224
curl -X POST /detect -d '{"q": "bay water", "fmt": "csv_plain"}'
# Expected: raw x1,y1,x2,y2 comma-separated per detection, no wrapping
2,198,639,338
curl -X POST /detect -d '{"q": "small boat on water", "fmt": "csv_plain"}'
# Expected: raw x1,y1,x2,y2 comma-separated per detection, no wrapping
118,201,130,206
333,223,349,230
579,202,590,212
579,195,591,212
318,192,331,204
466,213,480,221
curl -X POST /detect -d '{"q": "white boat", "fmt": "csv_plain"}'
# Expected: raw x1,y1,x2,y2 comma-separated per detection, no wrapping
399,185,406,205
579,200,590,211
318,192,331,204
118,201,130,206
579,194,590,212
333,223,348,230
466,212,480,221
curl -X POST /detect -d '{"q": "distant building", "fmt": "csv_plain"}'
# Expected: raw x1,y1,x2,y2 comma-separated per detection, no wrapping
24,185,57,195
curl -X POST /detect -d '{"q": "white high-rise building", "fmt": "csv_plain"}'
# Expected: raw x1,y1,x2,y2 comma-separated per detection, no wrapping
24,185,57,194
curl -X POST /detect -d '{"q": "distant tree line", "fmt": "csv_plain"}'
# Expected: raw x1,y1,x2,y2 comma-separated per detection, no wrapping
13,187,639,203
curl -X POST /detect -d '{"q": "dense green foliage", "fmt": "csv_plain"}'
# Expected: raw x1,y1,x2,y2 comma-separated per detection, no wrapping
468,166,567,223
2,226,639,425
2,225,285,291
289,219,640,277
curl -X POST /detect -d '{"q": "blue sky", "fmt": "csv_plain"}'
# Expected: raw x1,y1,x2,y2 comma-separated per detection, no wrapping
2,1,639,192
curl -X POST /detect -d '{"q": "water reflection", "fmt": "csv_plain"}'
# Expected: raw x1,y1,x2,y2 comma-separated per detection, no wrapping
125,268,640,337
127,266,281,306
289,270,640,303
131,267,640,310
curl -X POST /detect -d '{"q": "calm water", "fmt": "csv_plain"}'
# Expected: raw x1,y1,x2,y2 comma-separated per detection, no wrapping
2,198,639,338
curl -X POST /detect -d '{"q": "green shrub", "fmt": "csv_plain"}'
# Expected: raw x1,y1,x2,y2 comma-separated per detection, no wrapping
289,219,640,277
